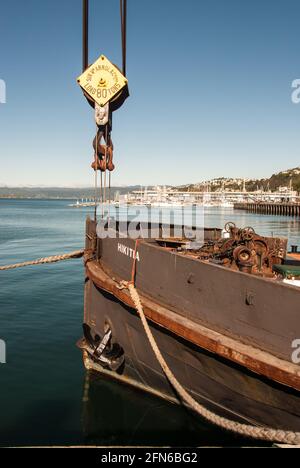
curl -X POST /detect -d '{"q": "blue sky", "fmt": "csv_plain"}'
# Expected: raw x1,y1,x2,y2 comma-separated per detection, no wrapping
0,0,300,187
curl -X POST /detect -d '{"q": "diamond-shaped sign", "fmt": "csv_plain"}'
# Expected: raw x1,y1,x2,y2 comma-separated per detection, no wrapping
77,54,127,107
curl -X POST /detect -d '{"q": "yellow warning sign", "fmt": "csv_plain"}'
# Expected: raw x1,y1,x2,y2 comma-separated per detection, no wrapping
77,54,127,107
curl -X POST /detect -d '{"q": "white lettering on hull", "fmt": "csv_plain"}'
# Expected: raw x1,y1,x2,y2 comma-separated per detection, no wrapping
117,243,140,262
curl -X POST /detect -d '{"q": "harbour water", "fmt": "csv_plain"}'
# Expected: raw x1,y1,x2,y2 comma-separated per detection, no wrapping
0,199,299,447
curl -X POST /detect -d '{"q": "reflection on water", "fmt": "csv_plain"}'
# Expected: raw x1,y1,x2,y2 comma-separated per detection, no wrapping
0,200,298,446
81,371,267,447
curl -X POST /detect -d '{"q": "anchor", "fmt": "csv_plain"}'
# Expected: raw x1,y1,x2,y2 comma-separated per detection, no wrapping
78,323,125,372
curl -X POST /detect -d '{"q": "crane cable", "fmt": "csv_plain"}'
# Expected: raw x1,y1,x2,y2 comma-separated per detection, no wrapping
120,0,127,77
100,1,127,219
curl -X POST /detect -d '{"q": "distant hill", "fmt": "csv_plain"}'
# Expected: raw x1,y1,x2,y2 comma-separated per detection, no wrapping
0,186,141,199
1,167,300,198
177,167,300,193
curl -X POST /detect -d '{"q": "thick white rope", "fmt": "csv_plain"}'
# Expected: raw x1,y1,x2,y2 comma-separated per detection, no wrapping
126,282,300,445
0,250,84,271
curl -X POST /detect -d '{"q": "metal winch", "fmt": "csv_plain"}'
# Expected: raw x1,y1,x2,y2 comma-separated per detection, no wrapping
196,222,287,275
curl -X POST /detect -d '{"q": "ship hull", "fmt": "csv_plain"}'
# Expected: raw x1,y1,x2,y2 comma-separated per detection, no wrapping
81,218,300,432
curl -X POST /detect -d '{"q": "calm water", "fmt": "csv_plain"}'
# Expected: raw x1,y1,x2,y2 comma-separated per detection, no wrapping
0,199,299,447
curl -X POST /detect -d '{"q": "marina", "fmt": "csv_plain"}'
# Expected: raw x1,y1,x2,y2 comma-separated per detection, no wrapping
70,187,300,208
1,0,300,452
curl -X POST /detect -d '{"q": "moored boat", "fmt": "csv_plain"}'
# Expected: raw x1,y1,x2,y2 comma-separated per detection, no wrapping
77,1,300,444
79,217,300,441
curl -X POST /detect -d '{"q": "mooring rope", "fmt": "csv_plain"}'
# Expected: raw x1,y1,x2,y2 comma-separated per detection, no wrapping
125,281,300,445
2,241,299,444
0,250,84,271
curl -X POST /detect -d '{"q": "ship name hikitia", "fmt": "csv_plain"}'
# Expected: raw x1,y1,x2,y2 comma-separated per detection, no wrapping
117,242,140,261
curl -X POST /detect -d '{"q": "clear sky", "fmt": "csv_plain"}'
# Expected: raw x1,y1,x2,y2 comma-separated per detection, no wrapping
0,0,300,187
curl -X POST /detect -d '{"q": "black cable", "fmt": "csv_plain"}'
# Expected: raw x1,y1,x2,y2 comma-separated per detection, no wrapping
82,0,89,72
120,0,127,76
